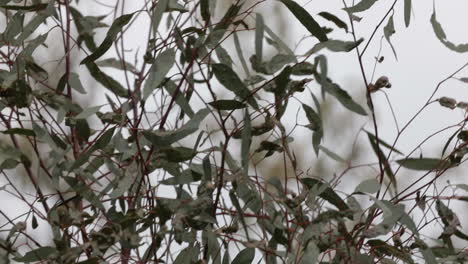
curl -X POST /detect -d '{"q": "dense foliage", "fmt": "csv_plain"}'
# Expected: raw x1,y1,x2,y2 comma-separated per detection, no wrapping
0,0,468,263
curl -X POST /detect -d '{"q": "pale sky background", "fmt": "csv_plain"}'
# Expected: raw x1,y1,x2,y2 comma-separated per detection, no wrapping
2,0,468,260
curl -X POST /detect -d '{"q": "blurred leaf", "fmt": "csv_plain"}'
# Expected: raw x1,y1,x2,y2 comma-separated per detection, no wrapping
307,38,363,55
397,158,451,171
319,145,346,163
1,128,35,137
200,0,210,21
241,110,251,176
85,62,128,97
232,248,255,264
0,3,48,11
354,178,380,194
365,131,403,155
367,133,397,190
164,79,194,118
279,0,328,42
212,63,258,109
255,14,264,63
291,62,315,75
64,176,104,210
143,48,176,100
14,2,54,44
75,105,103,119
344,0,378,13
404,0,411,27
81,13,135,64
151,0,169,35
301,178,349,211
215,46,233,67
160,147,196,162
264,24,296,58
384,15,398,60
209,100,246,110
319,77,367,116
143,109,209,146
430,10,468,53
367,239,414,263
14,247,57,262
161,169,201,185
96,58,138,72
318,11,348,32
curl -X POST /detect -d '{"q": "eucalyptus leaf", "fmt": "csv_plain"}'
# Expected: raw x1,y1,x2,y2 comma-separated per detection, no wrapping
279,0,328,42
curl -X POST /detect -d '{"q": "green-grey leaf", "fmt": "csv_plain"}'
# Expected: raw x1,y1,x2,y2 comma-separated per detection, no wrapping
241,110,251,177
319,145,346,163
161,169,201,185
96,58,138,72
397,158,452,171
212,63,258,109
279,0,328,42
81,13,134,64
384,15,398,60
354,178,379,194
68,72,86,94
151,0,169,35
255,14,265,63
143,48,176,100
14,247,57,262
322,80,367,116
318,11,348,33
307,38,364,55
164,79,194,118
232,248,255,264
85,62,128,97
143,108,209,146
344,0,378,13
209,100,246,110
1,128,35,137
301,178,349,211
75,105,103,119
430,11,468,53
404,0,411,27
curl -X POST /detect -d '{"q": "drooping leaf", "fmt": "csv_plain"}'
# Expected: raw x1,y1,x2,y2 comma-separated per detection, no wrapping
164,79,194,118
241,110,251,177
319,145,346,163
143,109,210,146
301,178,349,211
81,13,135,64
14,2,54,44
318,11,348,32
344,0,378,13
212,63,258,109
320,77,367,116
75,105,103,119
264,24,296,58
365,131,403,155
404,0,412,27
151,0,170,35
233,32,251,77
430,10,468,53
396,158,452,171
143,48,176,100
68,72,86,94
200,0,210,21
255,14,265,63
384,15,398,60
367,133,397,191
279,0,328,42
85,62,128,97
208,100,246,110
232,248,255,264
